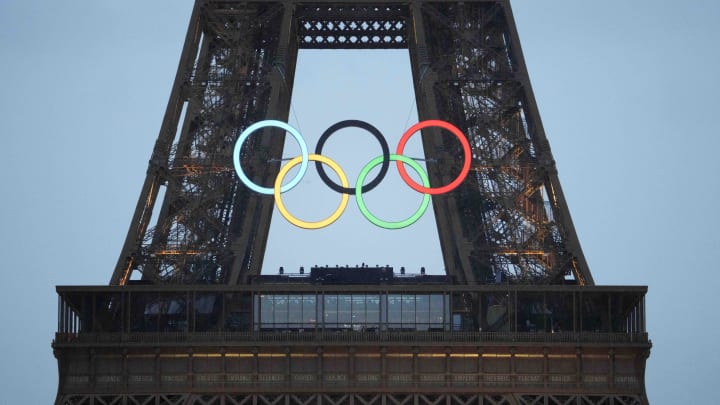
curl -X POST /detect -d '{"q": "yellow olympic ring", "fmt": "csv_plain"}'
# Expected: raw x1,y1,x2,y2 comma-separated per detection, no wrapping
274,154,350,229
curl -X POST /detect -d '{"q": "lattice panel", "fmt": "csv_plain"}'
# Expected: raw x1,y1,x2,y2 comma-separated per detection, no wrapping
56,393,646,405
116,2,287,284
417,2,588,284
297,5,408,48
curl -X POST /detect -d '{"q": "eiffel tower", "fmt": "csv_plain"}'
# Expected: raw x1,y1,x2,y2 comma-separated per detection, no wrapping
53,1,651,404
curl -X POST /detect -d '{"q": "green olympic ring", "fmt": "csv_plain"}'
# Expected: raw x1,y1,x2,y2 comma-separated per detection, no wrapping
355,154,431,229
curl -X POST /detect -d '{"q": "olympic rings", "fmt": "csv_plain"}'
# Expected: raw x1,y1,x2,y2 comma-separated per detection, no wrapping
356,154,431,229
315,120,390,195
233,119,471,229
233,120,309,195
396,120,471,195
275,154,350,229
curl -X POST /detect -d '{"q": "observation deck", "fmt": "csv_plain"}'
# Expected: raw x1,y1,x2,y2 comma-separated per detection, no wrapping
54,268,649,399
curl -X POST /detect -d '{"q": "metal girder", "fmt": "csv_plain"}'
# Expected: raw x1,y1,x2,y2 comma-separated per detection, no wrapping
409,1,594,285
112,1,293,284
297,4,408,48
61,2,651,404
56,392,648,405
112,1,594,286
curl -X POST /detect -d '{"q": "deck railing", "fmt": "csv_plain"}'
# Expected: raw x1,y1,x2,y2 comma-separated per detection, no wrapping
55,330,649,346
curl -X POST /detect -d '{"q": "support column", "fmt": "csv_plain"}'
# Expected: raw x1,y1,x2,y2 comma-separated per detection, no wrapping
317,347,324,386
609,348,615,391
111,1,204,285
477,347,484,389
228,1,300,284
349,347,356,384
444,347,451,387
576,348,582,390
407,0,476,285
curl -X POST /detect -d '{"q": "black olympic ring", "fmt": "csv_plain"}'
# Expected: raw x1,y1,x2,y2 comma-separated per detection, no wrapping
233,119,471,229
314,120,390,195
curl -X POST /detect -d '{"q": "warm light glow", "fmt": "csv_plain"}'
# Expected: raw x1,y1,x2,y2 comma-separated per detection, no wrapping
153,250,203,255
179,165,232,175
192,353,223,358
119,259,133,286
548,354,578,359
497,250,547,256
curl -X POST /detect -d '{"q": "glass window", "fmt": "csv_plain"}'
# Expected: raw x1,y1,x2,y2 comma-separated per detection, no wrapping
402,295,415,327
581,293,608,332
273,295,288,327
288,295,303,328
302,295,316,329
388,294,402,329
517,292,545,332
483,293,509,332
352,295,366,328
338,295,352,325
429,294,445,328
324,295,338,327
415,295,430,330
260,295,273,328
366,295,380,328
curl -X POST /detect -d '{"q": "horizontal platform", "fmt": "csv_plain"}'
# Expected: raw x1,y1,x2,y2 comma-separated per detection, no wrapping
55,338,649,399
56,284,648,293
56,284,648,348
54,330,650,348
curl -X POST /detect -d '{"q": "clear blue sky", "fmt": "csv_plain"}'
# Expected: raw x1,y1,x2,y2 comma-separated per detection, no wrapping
1,1,719,403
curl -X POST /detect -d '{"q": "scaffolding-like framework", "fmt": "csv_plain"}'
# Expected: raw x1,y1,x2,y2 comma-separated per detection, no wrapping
109,0,592,287
53,1,650,403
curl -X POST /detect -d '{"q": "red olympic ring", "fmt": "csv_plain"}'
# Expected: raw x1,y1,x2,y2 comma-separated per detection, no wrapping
395,120,472,195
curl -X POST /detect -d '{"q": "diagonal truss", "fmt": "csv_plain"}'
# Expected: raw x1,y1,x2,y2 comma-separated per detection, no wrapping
112,2,294,284
110,0,594,286
409,2,593,285
56,2,649,404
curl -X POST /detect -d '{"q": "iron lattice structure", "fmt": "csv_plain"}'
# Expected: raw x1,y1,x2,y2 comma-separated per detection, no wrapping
53,1,651,404
110,0,592,287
